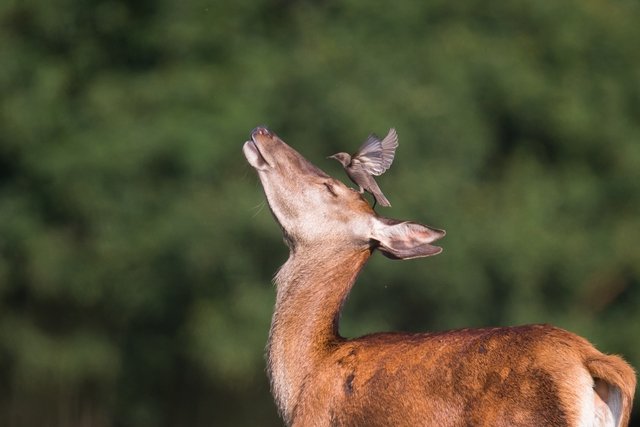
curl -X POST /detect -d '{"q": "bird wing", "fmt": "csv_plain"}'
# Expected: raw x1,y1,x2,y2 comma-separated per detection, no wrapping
352,128,399,176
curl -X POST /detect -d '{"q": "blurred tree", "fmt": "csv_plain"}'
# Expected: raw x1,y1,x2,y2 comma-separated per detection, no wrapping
0,0,638,426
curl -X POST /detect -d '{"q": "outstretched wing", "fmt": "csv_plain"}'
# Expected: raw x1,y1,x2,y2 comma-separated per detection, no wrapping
353,128,399,176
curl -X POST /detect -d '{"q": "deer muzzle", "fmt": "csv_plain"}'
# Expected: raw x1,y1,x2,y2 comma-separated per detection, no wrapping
243,127,275,170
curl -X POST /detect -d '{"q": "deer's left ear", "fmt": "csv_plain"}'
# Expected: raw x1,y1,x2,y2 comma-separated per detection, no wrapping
371,217,445,260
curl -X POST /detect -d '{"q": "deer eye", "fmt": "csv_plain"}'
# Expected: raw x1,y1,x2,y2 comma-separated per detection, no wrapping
324,182,338,197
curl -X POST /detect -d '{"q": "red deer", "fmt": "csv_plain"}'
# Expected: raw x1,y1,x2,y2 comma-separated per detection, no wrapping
243,127,636,426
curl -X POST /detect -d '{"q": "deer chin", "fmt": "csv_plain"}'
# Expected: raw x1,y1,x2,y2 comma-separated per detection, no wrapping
243,140,271,170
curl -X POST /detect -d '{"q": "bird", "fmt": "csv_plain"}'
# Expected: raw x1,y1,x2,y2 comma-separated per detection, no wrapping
328,128,398,208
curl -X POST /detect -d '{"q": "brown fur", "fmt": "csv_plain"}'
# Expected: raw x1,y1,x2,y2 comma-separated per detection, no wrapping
243,127,636,426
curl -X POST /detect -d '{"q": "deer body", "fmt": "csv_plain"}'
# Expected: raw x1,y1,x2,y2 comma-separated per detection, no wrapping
243,127,635,427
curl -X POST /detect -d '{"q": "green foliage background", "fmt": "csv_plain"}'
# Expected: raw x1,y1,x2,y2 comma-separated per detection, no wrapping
1,0,639,425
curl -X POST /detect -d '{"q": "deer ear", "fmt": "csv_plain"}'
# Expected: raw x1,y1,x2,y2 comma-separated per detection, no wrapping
371,218,445,260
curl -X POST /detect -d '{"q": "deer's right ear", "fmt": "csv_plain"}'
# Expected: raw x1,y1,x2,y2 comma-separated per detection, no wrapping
371,217,445,260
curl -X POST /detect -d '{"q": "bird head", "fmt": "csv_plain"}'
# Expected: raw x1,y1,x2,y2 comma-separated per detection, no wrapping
327,152,352,167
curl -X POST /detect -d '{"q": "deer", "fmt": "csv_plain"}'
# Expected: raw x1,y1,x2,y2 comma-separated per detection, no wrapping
243,127,636,427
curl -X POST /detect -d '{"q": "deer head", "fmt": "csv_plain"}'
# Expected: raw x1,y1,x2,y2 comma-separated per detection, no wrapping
243,127,445,259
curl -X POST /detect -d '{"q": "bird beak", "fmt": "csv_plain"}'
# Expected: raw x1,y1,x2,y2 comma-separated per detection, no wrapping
327,155,336,160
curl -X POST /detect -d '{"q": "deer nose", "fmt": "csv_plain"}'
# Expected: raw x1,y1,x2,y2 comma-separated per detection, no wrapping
252,126,272,138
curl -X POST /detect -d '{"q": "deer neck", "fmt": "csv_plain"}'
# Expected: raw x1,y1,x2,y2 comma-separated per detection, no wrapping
267,244,371,420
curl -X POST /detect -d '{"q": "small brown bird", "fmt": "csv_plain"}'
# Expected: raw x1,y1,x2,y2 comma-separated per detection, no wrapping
328,128,399,207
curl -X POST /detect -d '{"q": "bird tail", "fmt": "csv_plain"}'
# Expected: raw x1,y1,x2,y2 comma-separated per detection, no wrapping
373,190,391,207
